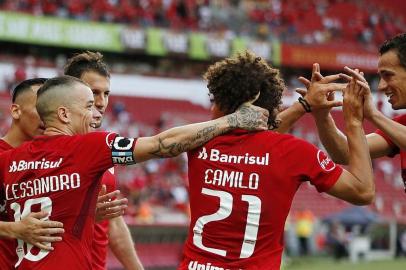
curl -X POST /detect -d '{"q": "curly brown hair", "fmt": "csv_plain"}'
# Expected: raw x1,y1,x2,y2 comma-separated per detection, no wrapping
204,50,285,129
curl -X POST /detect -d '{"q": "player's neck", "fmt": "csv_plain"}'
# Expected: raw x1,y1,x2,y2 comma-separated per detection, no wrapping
2,125,31,148
42,125,75,136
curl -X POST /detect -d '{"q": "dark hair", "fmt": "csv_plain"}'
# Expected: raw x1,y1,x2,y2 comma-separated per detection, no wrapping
379,33,406,69
204,51,285,129
11,78,47,103
64,51,110,78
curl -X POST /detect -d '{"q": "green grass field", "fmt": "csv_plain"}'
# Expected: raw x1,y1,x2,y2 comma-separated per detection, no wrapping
283,257,406,270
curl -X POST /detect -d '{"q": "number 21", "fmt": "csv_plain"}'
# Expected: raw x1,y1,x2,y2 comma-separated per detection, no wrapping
192,188,261,258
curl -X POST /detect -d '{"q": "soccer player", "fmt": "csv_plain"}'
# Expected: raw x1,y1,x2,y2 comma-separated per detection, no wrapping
179,51,374,270
0,78,64,269
300,33,406,192
64,51,142,270
0,75,268,270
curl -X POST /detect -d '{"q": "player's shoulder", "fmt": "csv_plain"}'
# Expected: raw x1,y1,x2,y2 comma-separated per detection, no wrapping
0,139,13,152
255,130,310,146
71,131,117,146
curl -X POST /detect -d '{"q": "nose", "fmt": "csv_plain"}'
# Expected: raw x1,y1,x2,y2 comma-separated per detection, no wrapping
92,107,102,119
94,95,105,110
377,78,388,92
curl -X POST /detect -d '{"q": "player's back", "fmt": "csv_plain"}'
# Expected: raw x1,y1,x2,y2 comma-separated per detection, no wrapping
0,133,114,269
182,129,341,270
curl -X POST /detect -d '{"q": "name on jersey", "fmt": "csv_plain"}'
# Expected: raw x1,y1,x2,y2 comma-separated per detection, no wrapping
5,173,80,200
9,158,63,173
188,260,230,270
205,169,259,190
198,148,269,166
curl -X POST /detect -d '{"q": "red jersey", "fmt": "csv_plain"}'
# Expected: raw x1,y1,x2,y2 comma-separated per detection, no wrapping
92,167,116,270
0,132,136,270
375,114,406,192
181,130,342,270
0,139,16,270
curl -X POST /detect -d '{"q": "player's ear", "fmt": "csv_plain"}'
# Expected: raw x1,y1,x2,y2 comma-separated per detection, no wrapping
57,106,70,124
10,104,21,120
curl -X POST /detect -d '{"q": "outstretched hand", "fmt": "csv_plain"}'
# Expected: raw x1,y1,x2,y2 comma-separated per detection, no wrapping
96,185,128,222
342,70,365,127
13,211,64,251
230,92,270,131
296,63,346,113
340,66,377,120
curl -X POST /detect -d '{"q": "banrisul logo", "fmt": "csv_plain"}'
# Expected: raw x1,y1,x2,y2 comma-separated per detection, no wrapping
9,158,63,173
198,148,269,166
198,147,208,160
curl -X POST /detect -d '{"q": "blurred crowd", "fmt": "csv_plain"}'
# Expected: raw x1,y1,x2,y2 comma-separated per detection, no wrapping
0,0,404,50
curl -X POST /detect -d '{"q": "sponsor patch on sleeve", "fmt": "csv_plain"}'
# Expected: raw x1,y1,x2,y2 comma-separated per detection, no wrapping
317,150,336,172
111,136,137,165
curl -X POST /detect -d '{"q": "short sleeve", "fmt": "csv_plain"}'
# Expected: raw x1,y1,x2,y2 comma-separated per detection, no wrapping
76,132,118,176
373,114,406,157
281,137,343,193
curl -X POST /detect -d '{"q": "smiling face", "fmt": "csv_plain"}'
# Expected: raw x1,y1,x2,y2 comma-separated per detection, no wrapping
68,83,101,135
377,50,406,110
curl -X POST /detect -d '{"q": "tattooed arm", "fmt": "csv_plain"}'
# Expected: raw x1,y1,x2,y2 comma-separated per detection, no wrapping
133,103,269,162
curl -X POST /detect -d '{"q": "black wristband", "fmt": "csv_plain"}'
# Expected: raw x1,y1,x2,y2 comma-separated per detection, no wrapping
298,97,312,112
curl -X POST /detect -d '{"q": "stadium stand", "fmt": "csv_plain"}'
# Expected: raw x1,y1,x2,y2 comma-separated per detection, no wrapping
0,0,404,50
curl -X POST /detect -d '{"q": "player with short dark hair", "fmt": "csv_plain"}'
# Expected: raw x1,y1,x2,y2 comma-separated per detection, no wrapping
0,78,64,269
0,75,268,270
179,51,374,270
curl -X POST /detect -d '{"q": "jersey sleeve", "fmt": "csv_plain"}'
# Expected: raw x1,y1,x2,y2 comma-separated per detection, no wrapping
282,137,343,193
373,114,406,157
76,132,138,174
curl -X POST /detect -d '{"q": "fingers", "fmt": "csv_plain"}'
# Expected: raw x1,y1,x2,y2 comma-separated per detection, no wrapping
97,197,128,211
311,63,322,82
295,88,307,97
326,100,343,107
37,228,65,236
97,189,120,203
32,242,54,251
320,74,341,83
320,83,347,92
343,66,367,83
36,235,63,243
298,77,311,88
339,73,352,81
40,220,64,229
355,80,371,92
98,184,107,197
28,211,48,220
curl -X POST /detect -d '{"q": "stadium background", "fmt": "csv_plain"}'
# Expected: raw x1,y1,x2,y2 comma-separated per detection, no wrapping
0,0,405,269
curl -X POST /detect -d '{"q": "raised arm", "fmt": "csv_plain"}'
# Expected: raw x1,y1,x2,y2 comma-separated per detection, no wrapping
275,63,344,134
326,74,374,205
134,103,269,162
319,67,394,164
